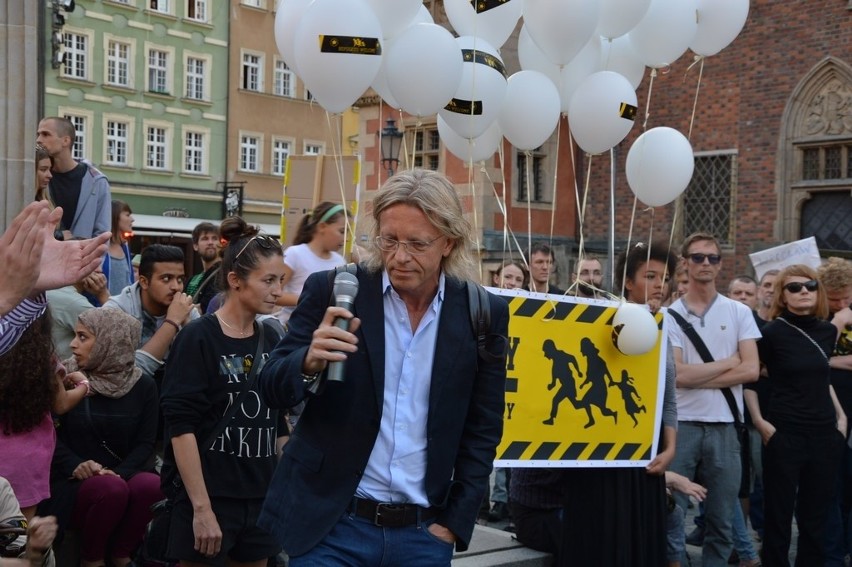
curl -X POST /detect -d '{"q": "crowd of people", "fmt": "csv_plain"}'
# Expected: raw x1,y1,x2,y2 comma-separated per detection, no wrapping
2,134,852,567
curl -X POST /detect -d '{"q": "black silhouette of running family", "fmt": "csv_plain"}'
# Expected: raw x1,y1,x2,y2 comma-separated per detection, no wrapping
542,338,645,428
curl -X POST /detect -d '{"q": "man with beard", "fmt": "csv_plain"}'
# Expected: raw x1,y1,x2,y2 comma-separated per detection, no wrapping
572,256,605,299
185,222,222,313
105,244,198,379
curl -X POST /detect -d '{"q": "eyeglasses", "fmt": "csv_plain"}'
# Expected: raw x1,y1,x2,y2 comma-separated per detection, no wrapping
375,235,443,255
234,234,280,261
687,253,722,265
783,280,819,293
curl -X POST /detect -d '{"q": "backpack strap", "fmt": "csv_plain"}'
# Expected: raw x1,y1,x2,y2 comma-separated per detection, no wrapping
467,281,506,365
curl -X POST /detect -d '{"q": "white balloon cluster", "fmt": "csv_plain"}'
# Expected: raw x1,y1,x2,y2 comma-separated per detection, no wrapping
274,0,749,191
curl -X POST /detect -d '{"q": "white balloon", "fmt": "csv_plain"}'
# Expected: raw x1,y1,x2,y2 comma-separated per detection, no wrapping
444,0,524,50
411,4,434,25
523,0,600,65
293,0,384,114
599,35,646,89
364,0,422,40
371,37,400,109
612,302,659,355
557,36,602,113
568,71,637,155
597,0,652,40
690,0,749,57
518,25,560,85
438,116,503,164
273,0,313,74
499,71,560,151
627,0,698,68
437,36,508,140
626,127,695,207
386,24,463,117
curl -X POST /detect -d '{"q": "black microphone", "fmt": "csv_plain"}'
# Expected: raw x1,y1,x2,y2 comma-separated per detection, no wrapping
327,271,359,382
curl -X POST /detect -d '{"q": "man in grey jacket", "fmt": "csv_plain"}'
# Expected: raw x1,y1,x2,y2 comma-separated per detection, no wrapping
37,116,111,239
105,244,198,378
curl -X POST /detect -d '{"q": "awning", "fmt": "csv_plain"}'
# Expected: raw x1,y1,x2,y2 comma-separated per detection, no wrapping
131,214,281,239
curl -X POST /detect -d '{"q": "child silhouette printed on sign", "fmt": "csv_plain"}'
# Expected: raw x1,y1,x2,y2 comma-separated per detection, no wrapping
578,338,618,429
613,369,646,427
541,339,583,425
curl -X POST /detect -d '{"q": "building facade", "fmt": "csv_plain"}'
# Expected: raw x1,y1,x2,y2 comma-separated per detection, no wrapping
43,0,230,222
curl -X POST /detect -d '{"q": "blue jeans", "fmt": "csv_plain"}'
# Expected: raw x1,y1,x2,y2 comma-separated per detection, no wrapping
492,468,509,504
732,500,758,561
288,510,454,567
671,422,741,567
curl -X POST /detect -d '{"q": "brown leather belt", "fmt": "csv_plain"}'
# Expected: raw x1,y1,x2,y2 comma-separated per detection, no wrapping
350,497,439,528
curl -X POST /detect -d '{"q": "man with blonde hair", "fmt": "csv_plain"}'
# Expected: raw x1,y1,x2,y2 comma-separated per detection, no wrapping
259,169,509,565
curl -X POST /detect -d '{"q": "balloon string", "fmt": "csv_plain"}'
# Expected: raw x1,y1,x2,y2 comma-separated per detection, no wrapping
686,56,705,140
620,196,639,300
548,118,561,257
483,143,528,268
524,150,534,288
376,100,384,189
325,111,353,254
642,68,657,131
569,154,593,297
645,206,655,304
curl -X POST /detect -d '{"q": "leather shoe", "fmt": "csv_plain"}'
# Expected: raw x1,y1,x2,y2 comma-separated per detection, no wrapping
488,502,509,522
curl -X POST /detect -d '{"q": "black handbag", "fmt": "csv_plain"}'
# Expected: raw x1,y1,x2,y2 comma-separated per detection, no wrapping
137,322,266,566
669,309,751,499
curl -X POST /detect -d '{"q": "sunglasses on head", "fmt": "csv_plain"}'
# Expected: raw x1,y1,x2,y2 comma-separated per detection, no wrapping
234,234,280,261
783,280,818,293
687,253,722,265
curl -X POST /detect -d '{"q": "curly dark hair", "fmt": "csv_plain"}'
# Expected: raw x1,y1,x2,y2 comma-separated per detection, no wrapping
0,311,57,435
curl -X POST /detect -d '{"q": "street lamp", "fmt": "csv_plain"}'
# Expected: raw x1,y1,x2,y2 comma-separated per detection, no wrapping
377,118,403,177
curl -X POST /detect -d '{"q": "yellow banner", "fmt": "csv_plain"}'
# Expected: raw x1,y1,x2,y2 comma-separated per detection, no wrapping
492,289,668,468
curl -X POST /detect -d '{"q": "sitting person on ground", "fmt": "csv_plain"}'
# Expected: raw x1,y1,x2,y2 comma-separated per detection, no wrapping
0,312,89,521
0,477,58,567
39,308,161,567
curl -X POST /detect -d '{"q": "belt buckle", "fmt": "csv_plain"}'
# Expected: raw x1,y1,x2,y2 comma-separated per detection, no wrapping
374,502,398,527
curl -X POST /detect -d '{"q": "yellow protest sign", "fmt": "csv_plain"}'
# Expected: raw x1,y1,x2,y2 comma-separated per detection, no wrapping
491,289,668,468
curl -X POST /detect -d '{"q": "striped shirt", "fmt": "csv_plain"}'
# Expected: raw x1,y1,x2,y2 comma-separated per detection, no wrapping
0,294,47,356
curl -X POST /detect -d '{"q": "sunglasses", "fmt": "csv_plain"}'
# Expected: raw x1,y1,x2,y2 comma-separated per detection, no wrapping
783,280,818,293
687,253,722,265
234,234,280,261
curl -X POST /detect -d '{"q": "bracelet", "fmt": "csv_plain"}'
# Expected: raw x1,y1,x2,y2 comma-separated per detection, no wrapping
76,379,92,397
163,319,181,333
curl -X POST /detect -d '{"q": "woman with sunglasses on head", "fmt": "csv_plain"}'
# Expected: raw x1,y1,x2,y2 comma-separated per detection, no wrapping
160,217,287,567
275,202,347,327
744,264,847,566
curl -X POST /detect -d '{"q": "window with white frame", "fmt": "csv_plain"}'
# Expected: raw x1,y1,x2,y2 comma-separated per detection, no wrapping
186,0,207,21
183,129,207,174
105,119,130,166
62,113,88,161
241,0,262,7
149,0,170,13
272,139,291,176
273,60,294,98
304,142,323,155
185,55,206,100
240,135,261,172
145,125,169,170
62,31,88,80
147,48,169,94
106,39,131,87
242,52,263,92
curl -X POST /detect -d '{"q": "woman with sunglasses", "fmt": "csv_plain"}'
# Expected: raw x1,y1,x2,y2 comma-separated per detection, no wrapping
160,217,287,567
275,202,347,327
744,264,847,566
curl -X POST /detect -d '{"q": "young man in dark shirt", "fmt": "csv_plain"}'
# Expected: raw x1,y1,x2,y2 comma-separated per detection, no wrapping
36,116,111,239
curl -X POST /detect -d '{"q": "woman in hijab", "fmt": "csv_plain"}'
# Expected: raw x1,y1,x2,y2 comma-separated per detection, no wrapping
41,308,161,567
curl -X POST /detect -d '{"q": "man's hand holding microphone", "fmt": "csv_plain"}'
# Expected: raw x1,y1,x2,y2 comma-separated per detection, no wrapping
302,272,361,380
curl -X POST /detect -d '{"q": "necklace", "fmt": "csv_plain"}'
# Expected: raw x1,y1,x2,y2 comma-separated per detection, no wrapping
216,312,252,336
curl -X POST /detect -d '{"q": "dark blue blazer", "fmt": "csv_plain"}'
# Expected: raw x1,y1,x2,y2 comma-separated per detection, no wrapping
258,266,508,556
